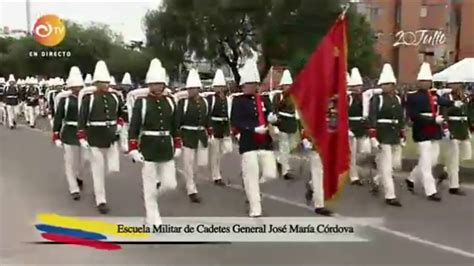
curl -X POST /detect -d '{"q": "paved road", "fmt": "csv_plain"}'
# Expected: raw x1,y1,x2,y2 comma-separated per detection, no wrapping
1,117,473,265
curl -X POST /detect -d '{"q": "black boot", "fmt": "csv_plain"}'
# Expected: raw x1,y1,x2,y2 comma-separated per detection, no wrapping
214,179,226,186
71,192,80,201
315,207,333,216
76,178,83,190
436,172,448,185
427,193,442,202
283,173,295,180
385,198,402,207
370,184,380,195
449,188,466,196
97,203,109,214
156,182,161,189
351,180,363,186
189,193,201,203
405,179,414,193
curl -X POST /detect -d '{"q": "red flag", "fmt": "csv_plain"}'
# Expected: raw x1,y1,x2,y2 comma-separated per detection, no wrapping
289,16,349,201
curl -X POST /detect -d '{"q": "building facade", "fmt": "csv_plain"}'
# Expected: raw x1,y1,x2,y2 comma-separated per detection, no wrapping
351,0,474,83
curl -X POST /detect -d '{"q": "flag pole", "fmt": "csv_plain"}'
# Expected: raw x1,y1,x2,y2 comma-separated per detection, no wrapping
339,4,350,20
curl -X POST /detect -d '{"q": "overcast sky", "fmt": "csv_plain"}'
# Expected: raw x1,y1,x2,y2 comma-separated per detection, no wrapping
0,0,161,42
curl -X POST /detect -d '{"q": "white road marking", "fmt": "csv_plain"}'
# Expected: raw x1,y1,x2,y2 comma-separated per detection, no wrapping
227,183,474,259
11,123,474,258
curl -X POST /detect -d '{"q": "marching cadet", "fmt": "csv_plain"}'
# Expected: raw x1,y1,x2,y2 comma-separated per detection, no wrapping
128,59,180,226
207,69,232,186
368,63,404,207
176,68,212,203
272,69,299,180
4,74,19,129
441,72,472,196
405,62,462,201
52,66,85,200
118,72,133,152
231,59,278,217
0,77,6,125
25,77,40,128
301,130,333,216
77,60,125,214
46,78,61,128
347,67,370,186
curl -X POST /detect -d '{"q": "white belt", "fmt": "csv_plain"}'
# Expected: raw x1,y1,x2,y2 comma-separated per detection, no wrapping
87,120,117,126
211,116,228,122
349,116,364,121
377,119,399,124
64,121,78,126
448,116,468,121
181,125,205,131
6,96,17,98
420,113,434,117
279,112,295,118
142,130,170,136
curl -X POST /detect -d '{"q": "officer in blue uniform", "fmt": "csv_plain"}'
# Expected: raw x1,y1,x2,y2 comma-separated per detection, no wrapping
405,63,461,201
231,59,278,217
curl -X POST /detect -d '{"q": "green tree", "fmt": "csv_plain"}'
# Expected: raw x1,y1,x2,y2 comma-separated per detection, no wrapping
144,0,378,83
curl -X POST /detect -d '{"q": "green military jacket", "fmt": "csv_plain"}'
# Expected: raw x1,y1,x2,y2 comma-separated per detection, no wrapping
468,99,474,130
129,95,177,162
444,94,470,140
78,90,124,148
348,93,367,138
207,94,230,138
272,93,298,134
53,95,79,145
368,93,405,145
176,96,210,149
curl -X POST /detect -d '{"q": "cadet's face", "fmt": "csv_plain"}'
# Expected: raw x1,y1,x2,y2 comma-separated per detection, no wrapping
418,80,432,90
381,83,394,93
351,85,362,94
243,83,258,94
188,87,199,97
70,86,82,94
95,82,109,91
282,84,291,93
448,83,462,90
149,83,165,95
213,85,226,93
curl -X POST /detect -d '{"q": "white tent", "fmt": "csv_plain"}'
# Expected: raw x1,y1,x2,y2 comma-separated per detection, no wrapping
433,58,474,82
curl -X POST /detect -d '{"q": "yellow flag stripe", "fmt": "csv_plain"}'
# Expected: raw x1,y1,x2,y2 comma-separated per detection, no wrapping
37,213,149,238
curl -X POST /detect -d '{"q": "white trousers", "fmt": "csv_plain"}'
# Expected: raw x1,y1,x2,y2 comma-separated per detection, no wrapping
349,136,371,181
446,139,472,189
89,146,119,205
141,160,177,226
277,132,295,176
26,106,39,126
209,138,223,181
181,142,208,194
241,150,277,216
6,105,17,127
0,103,6,124
119,123,129,153
375,145,398,199
63,144,86,194
408,141,440,196
309,151,325,208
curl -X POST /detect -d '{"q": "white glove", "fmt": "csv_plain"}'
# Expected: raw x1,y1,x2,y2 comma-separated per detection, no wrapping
130,150,144,163
254,125,268,134
435,116,444,125
400,138,407,147
443,128,450,139
454,101,463,108
79,139,90,149
302,138,313,150
370,138,380,150
349,130,355,138
272,126,280,135
116,124,123,135
54,139,63,148
235,133,241,141
267,113,278,123
174,148,182,158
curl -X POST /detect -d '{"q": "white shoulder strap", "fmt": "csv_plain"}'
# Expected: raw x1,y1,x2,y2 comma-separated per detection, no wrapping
395,95,401,105
141,98,147,126
210,95,216,113
348,95,353,107
227,96,232,118
202,97,209,115
378,95,384,111
65,97,70,118
165,96,175,113
88,94,95,118
183,99,189,114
